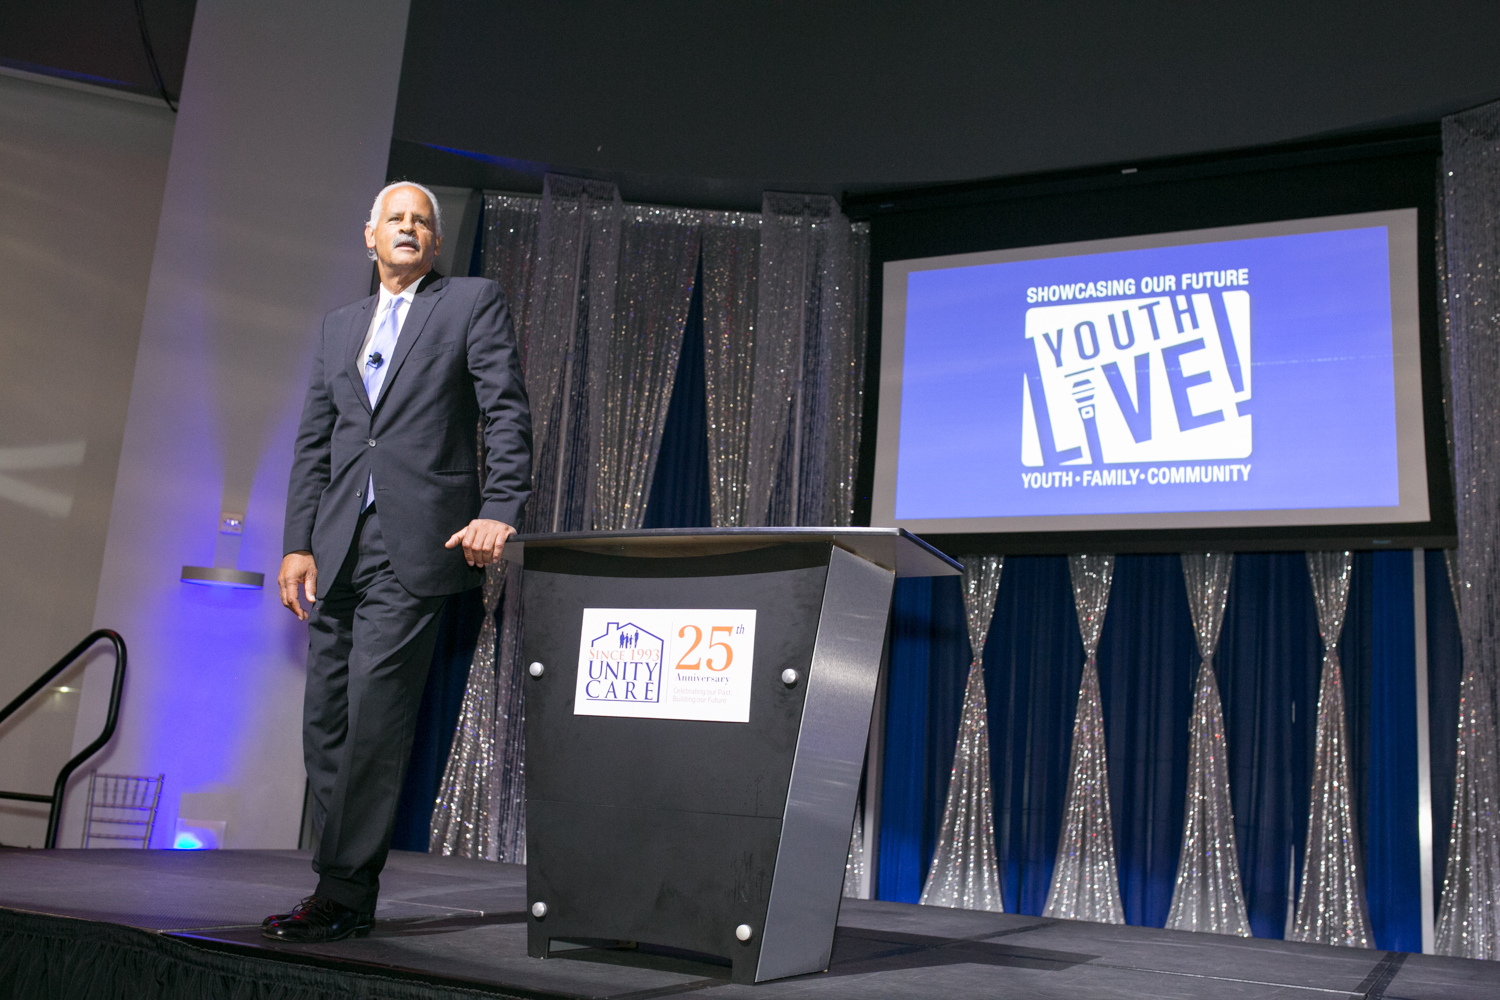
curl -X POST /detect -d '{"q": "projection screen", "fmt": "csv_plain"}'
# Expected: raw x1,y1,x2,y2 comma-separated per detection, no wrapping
871,209,1428,535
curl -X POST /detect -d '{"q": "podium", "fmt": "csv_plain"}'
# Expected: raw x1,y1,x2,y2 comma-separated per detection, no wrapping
512,528,959,984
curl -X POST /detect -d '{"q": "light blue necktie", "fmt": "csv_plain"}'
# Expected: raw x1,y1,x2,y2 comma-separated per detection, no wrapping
361,296,405,508
362,296,404,406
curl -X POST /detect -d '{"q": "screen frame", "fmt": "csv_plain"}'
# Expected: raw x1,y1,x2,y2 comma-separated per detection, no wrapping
873,209,1428,535
847,131,1455,554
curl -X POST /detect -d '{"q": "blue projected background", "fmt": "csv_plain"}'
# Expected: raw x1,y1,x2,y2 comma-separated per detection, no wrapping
891,225,1403,522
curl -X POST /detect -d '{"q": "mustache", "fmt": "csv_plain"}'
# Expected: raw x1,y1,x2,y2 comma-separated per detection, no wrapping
393,233,421,250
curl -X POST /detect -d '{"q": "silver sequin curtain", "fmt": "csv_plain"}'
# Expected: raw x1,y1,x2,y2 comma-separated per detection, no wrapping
526,174,622,534
745,194,866,526
1446,548,1461,619
430,196,541,862
429,563,506,859
708,198,870,885
920,555,1005,911
1290,551,1374,948
1045,554,1125,923
432,180,632,861
431,183,871,865
1437,98,1500,961
701,212,762,527
828,223,869,527
486,560,527,861
592,207,703,530
843,801,866,898
480,194,541,339
1165,553,1251,936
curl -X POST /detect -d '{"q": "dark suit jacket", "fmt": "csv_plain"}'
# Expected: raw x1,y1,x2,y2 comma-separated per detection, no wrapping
283,272,532,598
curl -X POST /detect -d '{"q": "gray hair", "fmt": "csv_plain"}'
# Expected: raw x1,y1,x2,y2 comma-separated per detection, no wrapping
365,181,443,260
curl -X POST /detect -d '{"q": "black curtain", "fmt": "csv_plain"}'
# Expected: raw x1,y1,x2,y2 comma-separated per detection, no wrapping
877,556,1089,912
878,549,1462,946
1096,554,1198,927
643,254,711,529
1426,551,1463,897
875,574,969,902
1213,553,1321,939
987,555,1087,915
1361,550,1415,952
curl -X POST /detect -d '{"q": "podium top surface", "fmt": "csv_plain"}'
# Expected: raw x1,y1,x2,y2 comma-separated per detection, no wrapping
505,527,961,578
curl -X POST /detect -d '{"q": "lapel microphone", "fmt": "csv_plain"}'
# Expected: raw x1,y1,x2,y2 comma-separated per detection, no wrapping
367,351,384,368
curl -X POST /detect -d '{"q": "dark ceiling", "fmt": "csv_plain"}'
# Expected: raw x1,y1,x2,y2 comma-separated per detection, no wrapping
392,1,1500,208
0,0,194,103
7,2,1498,209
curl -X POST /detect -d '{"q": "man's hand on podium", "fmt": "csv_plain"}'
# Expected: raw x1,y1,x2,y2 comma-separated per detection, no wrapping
279,551,318,621
445,518,516,568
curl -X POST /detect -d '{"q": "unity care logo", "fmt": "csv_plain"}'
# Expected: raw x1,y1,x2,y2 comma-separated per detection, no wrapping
574,608,757,723
580,621,664,705
1022,277,1252,474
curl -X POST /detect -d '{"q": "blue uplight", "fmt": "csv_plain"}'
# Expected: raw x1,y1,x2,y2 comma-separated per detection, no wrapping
174,831,205,850
419,143,544,173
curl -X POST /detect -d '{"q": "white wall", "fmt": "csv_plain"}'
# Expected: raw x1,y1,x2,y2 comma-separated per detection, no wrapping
67,0,412,850
0,72,175,848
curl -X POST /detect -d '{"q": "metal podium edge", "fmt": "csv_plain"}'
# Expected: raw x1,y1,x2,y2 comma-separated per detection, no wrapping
754,546,896,982
503,527,961,579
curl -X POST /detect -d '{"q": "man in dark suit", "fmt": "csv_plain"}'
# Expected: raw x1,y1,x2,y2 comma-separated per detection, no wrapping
266,181,531,942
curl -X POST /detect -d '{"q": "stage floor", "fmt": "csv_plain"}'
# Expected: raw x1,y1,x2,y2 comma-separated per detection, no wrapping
0,848,1493,999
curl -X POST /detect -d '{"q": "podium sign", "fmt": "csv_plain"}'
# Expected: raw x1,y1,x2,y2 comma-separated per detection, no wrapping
572,607,757,722
515,528,959,984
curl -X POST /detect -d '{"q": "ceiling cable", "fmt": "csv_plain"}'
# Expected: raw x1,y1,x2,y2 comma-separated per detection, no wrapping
133,0,177,112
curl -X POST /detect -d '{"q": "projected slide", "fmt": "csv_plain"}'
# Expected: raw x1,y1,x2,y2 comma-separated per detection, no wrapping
874,210,1427,533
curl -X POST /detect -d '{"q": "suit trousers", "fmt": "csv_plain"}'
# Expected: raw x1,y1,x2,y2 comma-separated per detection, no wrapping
303,504,445,912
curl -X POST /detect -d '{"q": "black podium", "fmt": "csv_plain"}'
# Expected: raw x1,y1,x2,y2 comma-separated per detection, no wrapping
512,528,959,984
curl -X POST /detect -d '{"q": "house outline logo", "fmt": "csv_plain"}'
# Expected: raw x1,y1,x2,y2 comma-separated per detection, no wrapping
581,621,664,704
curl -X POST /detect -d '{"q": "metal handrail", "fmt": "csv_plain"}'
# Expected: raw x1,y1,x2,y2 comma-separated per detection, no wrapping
0,630,127,848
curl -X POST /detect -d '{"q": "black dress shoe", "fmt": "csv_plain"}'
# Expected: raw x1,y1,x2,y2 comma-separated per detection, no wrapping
261,895,373,942
261,895,366,930
261,895,312,929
